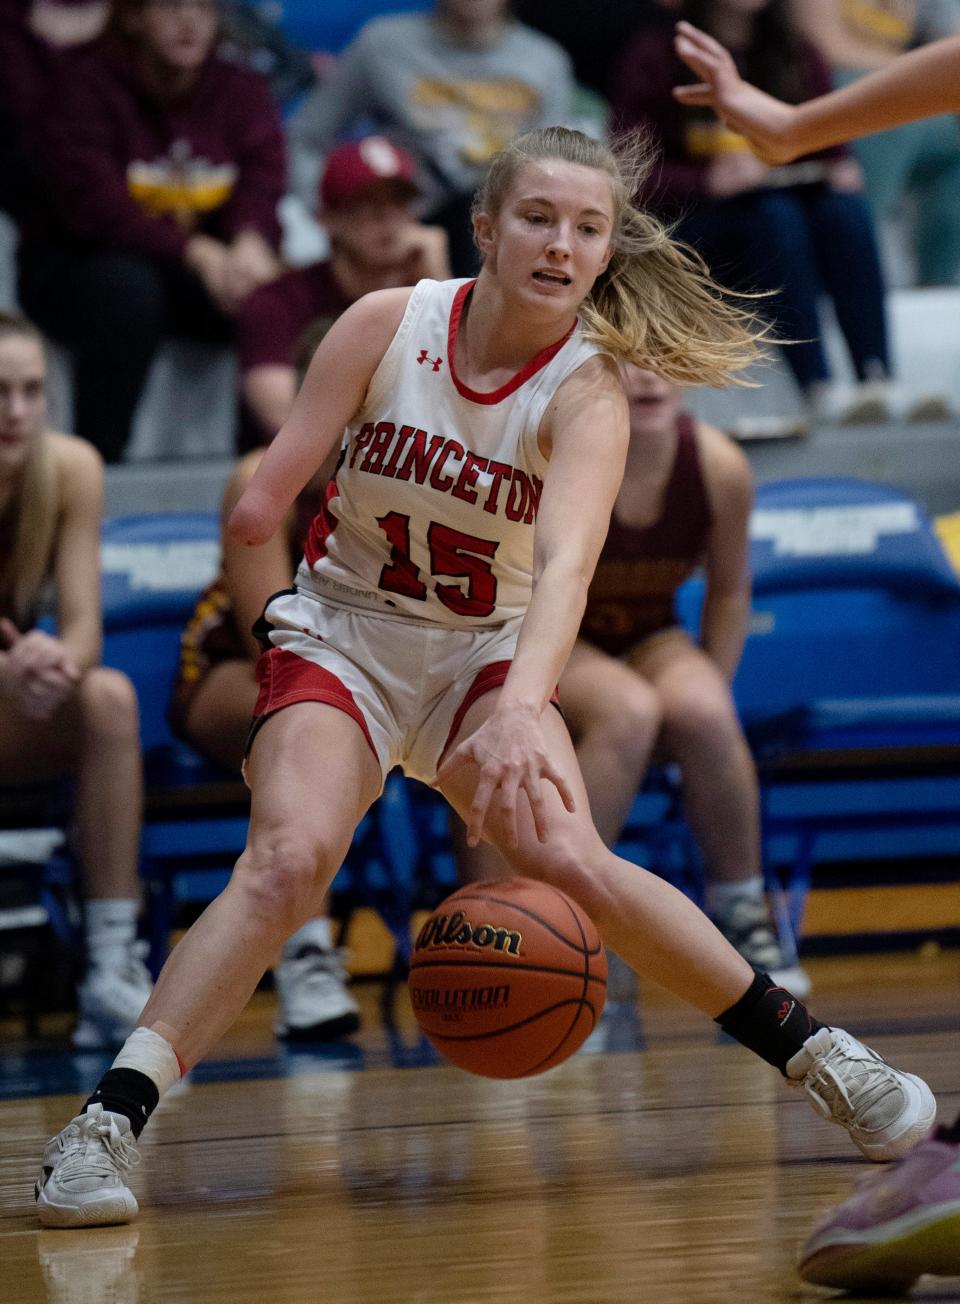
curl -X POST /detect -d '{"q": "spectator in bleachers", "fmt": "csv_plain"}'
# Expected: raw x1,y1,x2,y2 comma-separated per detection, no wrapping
238,137,450,443
790,0,960,286
16,0,287,462
287,0,575,278
612,0,897,434
457,365,809,994
512,0,667,98
0,0,106,221
167,321,360,1041
0,311,152,1047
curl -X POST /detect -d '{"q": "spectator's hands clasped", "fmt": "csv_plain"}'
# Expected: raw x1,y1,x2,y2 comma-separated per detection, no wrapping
437,704,576,850
0,619,81,720
673,21,802,164
184,234,234,313
224,231,283,306
827,157,865,192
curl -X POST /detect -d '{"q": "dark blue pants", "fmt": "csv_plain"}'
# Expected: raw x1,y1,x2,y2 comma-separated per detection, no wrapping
675,185,890,389
18,242,233,462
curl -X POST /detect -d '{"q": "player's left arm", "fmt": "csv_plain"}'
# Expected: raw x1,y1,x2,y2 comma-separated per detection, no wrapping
697,422,754,681
505,354,630,713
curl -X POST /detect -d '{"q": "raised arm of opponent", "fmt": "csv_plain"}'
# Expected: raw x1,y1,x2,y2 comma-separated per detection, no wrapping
673,22,960,164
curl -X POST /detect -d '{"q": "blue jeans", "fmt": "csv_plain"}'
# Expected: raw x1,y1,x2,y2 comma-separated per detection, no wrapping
675,184,890,389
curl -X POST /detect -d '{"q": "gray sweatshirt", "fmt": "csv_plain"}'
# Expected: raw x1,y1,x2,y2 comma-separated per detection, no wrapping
288,12,575,208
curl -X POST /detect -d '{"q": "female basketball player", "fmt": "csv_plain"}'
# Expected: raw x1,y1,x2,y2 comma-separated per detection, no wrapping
673,22,960,161
35,127,935,1228
0,312,151,1050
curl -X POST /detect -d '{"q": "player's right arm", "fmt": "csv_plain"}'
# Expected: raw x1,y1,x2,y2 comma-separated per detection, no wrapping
673,23,960,163
227,287,411,547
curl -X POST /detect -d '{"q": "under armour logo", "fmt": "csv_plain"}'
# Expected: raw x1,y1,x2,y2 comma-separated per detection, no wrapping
417,349,443,372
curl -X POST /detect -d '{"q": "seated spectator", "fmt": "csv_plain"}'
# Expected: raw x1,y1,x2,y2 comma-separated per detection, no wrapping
167,324,359,1041
512,0,667,98
238,137,450,442
16,0,287,462
0,0,107,219
0,311,152,1047
612,0,897,432
458,365,809,995
287,0,575,278
791,0,960,286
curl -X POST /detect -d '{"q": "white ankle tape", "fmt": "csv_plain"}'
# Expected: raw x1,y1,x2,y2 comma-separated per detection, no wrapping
112,1026,182,1097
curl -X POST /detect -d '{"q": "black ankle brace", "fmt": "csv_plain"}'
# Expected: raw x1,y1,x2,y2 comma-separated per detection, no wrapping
85,1068,159,1138
717,970,824,1075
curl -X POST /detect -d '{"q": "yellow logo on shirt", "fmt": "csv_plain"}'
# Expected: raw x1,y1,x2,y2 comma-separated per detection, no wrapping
127,141,238,229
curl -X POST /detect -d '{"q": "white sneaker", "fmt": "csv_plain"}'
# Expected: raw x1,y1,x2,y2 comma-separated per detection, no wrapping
36,1104,140,1227
787,1027,937,1161
727,412,809,442
73,943,154,1050
273,944,361,1041
808,379,891,426
713,894,812,999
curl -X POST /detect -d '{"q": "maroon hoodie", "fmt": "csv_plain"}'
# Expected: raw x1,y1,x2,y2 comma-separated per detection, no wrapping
610,22,844,213
24,38,285,260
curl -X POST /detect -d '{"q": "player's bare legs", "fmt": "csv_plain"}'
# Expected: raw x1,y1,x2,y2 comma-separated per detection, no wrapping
559,640,662,846
628,631,759,883
35,701,382,1226
439,690,752,1017
438,690,935,1160
180,660,358,1043
0,667,149,1048
139,702,381,1068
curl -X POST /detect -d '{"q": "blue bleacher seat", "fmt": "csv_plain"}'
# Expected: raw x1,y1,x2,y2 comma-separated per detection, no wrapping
273,0,431,54
101,512,222,756
725,478,960,943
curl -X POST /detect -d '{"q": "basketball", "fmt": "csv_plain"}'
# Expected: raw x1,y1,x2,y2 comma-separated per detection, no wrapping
408,878,608,1079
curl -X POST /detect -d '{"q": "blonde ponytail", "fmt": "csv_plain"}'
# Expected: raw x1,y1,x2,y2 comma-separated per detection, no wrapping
472,127,771,387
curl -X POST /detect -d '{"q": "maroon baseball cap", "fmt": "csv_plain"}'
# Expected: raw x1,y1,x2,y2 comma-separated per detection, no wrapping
320,137,419,208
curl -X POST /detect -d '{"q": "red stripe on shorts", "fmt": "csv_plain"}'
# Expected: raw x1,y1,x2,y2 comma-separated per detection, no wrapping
438,660,561,771
253,647,378,765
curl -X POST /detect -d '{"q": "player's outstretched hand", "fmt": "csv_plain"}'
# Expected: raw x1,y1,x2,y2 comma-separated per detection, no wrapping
672,21,802,164
438,707,576,849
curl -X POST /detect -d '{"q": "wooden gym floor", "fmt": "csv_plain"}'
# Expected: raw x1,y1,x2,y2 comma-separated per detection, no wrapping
1,949,958,1304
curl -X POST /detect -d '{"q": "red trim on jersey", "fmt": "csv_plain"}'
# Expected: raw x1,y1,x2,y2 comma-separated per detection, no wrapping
252,647,379,765
304,477,340,567
447,280,578,406
437,659,561,771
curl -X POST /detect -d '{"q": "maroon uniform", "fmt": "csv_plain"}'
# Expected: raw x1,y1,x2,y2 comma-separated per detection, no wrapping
580,413,711,657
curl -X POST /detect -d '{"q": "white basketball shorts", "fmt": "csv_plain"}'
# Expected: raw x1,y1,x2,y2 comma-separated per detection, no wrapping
249,588,545,791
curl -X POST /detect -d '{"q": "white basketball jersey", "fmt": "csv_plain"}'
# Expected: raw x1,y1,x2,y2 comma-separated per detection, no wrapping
298,277,604,626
